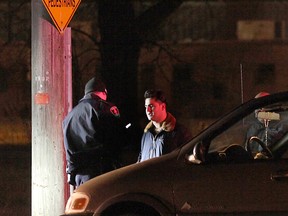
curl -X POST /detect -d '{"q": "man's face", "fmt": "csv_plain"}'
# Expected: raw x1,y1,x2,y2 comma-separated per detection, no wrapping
145,98,166,122
93,89,107,101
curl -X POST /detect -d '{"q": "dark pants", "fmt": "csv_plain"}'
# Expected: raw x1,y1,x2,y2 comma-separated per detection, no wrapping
75,173,97,187
72,160,122,187
74,166,102,187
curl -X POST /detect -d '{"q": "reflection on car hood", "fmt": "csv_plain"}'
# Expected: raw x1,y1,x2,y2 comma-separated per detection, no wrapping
74,149,180,211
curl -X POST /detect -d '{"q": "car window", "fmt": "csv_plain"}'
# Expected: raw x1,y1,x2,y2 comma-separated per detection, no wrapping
209,103,288,160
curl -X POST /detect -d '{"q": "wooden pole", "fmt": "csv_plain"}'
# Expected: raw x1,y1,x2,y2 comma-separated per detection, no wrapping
31,0,72,215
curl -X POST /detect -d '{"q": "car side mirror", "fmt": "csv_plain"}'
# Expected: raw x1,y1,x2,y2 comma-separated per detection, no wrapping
186,141,207,164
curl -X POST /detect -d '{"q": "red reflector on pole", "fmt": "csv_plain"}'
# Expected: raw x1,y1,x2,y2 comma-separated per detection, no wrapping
35,92,50,105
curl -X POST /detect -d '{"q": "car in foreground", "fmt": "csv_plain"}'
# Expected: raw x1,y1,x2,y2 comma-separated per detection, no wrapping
62,91,288,216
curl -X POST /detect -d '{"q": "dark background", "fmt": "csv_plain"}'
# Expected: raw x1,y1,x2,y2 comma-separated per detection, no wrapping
2,1,288,215
0,145,30,215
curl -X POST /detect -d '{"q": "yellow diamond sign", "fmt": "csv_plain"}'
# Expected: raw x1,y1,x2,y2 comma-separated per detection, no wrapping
42,0,81,34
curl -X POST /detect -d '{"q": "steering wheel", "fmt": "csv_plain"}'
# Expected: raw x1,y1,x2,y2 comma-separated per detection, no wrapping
245,136,273,159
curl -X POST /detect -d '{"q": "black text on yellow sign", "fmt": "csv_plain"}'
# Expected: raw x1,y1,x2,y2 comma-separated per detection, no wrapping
42,0,81,33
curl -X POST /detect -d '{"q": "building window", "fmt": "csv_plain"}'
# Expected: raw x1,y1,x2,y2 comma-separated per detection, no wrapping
0,67,7,92
138,64,155,95
255,64,275,85
173,64,195,103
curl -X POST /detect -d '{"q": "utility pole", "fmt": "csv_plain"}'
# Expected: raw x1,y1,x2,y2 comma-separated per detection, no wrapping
31,0,72,215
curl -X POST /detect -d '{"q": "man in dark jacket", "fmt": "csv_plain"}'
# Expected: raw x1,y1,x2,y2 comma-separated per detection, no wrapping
137,89,192,162
62,77,126,187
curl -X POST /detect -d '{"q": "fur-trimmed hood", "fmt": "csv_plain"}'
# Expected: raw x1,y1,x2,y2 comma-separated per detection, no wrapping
144,112,176,133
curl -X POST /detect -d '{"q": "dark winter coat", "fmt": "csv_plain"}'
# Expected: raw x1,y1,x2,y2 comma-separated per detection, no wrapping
138,112,192,162
246,119,286,153
62,93,126,177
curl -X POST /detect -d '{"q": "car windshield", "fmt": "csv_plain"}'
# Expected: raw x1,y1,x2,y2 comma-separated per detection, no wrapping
209,101,288,159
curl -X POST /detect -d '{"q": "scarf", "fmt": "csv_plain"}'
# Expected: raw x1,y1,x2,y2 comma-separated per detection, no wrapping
144,112,176,133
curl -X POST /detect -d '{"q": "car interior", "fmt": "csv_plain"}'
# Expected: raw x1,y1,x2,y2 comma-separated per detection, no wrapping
187,102,288,164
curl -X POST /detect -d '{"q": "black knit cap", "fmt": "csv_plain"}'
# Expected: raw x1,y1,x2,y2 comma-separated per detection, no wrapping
84,77,106,95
